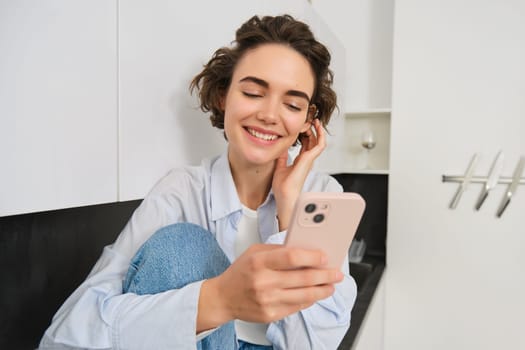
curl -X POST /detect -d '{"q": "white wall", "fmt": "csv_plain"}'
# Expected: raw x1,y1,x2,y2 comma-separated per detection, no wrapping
386,0,525,348
0,0,118,216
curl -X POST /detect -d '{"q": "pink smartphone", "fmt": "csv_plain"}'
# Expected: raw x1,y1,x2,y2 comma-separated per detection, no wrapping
284,192,366,269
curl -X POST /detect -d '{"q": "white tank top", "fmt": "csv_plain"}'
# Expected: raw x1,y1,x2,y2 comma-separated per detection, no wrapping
234,205,272,346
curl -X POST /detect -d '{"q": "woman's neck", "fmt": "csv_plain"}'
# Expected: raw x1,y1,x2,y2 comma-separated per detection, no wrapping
228,152,275,211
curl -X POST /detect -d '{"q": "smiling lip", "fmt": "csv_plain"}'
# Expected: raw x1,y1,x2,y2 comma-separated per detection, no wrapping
245,127,280,142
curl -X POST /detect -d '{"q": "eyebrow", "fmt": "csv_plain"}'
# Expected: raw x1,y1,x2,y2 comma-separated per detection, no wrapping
239,76,311,103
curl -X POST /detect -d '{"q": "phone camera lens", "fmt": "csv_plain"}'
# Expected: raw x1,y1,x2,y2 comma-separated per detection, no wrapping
305,203,316,213
313,213,324,223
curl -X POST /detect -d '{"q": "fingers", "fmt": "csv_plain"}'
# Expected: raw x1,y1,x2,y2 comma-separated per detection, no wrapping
299,125,313,152
225,244,343,323
244,245,334,273
314,119,326,149
277,268,344,289
256,247,344,288
244,245,343,283
261,246,328,270
275,150,289,169
299,119,326,157
309,119,326,152
247,284,336,323
279,284,336,306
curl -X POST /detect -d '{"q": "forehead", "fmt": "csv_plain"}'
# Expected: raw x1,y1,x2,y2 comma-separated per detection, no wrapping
232,43,315,95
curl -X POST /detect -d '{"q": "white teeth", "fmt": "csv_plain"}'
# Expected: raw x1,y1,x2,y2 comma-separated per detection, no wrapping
247,128,278,141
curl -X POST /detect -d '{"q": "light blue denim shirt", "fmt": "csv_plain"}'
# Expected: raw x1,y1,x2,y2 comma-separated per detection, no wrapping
39,152,357,350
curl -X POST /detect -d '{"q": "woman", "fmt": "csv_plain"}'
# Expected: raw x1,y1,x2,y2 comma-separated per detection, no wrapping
40,14,356,350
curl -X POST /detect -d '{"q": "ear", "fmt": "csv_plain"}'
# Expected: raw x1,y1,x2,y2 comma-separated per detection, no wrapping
307,104,318,121
299,121,311,134
300,105,316,130
300,121,314,136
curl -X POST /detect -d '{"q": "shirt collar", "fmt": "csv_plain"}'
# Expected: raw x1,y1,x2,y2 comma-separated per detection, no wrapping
210,151,242,221
210,150,279,222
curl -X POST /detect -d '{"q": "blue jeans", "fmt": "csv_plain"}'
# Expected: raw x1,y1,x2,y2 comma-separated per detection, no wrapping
123,223,273,350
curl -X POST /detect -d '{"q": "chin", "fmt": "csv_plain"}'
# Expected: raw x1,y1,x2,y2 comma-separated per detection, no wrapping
242,150,280,166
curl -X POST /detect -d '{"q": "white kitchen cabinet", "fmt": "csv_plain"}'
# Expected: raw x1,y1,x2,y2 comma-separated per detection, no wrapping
118,0,348,200
311,0,393,112
311,0,394,175
0,0,347,214
344,110,391,173
386,1,525,349
0,0,118,216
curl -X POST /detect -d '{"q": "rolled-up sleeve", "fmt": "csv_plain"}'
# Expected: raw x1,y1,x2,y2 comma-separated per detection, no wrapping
39,176,206,350
40,245,204,350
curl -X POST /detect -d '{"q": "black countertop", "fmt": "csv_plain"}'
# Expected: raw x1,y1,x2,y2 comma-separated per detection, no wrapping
338,258,385,350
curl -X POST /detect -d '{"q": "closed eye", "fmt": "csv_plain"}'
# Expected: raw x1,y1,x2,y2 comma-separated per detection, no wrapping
286,104,302,112
242,91,263,98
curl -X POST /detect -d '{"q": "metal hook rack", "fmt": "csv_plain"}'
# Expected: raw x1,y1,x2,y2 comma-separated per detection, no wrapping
442,153,525,217
442,175,525,185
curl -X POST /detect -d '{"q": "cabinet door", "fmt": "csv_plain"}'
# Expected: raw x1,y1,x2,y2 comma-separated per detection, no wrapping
0,1,117,216
386,1,525,349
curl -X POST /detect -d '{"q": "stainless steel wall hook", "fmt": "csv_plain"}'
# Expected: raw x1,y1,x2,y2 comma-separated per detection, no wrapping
443,153,525,217
474,151,504,210
496,156,525,217
448,153,478,209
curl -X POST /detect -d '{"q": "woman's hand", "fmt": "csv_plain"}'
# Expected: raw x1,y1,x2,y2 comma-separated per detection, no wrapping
272,119,326,230
197,244,343,331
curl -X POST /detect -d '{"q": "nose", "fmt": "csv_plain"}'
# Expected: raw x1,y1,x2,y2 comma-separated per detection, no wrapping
256,97,279,124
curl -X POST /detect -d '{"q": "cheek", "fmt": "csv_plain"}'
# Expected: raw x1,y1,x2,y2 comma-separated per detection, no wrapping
284,116,309,135
224,95,253,120
222,110,236,140
222,101,249,138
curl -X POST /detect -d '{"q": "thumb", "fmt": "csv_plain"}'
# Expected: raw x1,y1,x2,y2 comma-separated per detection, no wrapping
275,150,289,169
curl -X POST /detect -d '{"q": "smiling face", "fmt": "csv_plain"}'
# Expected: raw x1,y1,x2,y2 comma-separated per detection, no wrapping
222,43,315,169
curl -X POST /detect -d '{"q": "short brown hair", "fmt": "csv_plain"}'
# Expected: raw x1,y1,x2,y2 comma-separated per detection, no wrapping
190,14,337,142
